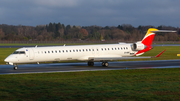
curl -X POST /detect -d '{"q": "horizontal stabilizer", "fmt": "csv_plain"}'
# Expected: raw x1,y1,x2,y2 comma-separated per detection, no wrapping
151,30,176,33
155,49,166,58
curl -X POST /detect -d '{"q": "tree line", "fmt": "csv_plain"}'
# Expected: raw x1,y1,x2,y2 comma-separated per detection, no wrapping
0,23,180,42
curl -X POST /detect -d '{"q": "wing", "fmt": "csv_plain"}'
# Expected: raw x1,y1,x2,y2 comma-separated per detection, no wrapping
88,49,166,61
88,56,151,61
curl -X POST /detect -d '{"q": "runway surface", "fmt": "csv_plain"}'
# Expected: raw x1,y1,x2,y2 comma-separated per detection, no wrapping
1,60,180,74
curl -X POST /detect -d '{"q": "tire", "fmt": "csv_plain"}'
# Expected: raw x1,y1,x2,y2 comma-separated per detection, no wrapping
14,66,17,70
102,62,105,66
104,62,108,67
88,62,94,66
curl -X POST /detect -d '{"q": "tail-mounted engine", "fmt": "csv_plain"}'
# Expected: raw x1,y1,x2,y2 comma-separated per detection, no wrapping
132,42,147,51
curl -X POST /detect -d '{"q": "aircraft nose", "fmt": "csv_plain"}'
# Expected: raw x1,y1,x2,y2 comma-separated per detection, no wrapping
4,57,10,62
4,57,14,65
4,55,14,62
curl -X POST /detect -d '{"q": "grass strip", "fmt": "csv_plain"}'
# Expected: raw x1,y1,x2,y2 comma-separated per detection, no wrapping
0,69,180,100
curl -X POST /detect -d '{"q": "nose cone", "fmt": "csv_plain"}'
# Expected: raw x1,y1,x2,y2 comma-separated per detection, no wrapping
4,55,13,63
4,56,12,63
4,56,14,65
4,57,9,62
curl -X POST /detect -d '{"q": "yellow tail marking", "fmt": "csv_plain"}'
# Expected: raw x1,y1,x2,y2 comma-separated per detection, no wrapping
145,28,159,37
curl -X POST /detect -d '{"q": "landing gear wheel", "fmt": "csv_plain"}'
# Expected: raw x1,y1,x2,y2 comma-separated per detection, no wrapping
14,66,17,70
104,62,108,67
102,62,105,66
88,62,94,66
102,62,108,67
13,64,18,70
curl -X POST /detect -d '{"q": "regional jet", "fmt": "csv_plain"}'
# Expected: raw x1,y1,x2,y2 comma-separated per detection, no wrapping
4,28,176,70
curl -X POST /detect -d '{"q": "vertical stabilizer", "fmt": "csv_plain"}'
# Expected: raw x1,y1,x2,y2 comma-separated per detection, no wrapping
141,28,158,46
135,28,176,56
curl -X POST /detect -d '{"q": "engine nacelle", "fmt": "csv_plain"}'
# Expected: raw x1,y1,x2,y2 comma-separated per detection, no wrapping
132,43,147,51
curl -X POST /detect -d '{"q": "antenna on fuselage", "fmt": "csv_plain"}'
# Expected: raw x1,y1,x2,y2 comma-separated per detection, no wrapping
35,45,38,47
63,44,66,46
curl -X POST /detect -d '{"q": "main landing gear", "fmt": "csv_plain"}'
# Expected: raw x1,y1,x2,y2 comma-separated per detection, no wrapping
87,61,109,67
102,62,109,67
88,61,94,66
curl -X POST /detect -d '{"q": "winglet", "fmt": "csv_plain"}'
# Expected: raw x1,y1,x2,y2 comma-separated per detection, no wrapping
155,49,166,58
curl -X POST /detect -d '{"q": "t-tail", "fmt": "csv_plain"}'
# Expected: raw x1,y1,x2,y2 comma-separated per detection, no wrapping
133,28,176,56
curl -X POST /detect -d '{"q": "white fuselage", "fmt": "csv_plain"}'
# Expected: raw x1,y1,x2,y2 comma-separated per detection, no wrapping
4,43,137,64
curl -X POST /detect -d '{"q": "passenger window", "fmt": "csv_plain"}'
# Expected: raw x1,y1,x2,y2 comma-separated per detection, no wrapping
59,50,61,53
112,48,113,50
115,48,116,50
79,49,81,52
105,48,106,50
70,50,71,52
83,49,84,52
126,47,128,49
66,50,68,52
48,51,50,53
86,49,88,51
62,50,64,53
52,51,53,53
92,49,94,51
89,49,91,51
73,50,75,52
108,48,109,50
45,51,46,54
76,50,78,52
101,48,103,51
55,51,57,53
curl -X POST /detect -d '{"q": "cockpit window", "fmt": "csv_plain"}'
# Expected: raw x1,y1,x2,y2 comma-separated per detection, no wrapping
13,51,25,54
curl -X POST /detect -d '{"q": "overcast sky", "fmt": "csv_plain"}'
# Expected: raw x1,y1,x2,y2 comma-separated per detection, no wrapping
0,0,179,27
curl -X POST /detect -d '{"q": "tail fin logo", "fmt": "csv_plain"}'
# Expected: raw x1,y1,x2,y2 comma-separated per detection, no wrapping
141,28,158,46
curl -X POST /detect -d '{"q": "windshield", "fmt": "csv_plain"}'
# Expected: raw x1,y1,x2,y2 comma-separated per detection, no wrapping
13,51,25,54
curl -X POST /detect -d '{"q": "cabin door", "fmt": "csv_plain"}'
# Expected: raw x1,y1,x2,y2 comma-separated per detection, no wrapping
29,48,35,60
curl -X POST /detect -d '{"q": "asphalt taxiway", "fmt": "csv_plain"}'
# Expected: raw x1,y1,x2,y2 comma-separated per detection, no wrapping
1,60,180,74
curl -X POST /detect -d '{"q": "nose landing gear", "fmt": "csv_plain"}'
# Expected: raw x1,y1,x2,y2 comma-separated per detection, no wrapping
13,64,18,70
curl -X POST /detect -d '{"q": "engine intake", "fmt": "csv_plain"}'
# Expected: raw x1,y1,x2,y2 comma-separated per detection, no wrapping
132,43,147,51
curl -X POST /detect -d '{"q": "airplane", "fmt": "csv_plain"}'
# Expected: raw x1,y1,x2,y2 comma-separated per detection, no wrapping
4,28,176,70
